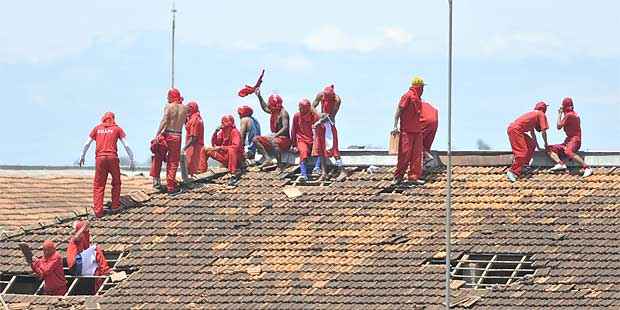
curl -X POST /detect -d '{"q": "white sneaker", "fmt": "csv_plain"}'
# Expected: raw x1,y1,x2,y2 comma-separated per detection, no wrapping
582,168,593,178
506,171,517,182
549,163,567,172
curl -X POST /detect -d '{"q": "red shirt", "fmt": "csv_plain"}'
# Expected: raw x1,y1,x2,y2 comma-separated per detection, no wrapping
291,112,319,146
559,111,581,139
185,115,205,147
89,125,126,158
420,101,438,130
511,110,549,133
212,128,242,153
31,252,67,295
399,88,422,133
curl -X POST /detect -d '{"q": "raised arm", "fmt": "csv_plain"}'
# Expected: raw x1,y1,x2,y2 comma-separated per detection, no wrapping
155,106,170,138
119,138,135,170
79,138,94,167
255,89,271,114
312,92,322,110
556,108,565,130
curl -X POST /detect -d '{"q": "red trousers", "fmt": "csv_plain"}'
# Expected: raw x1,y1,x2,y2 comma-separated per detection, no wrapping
297,141,313,161
201,148,241,173
255,135,291,153
548,136,582,162
508,126,536,176
149,153,164,178
312,123,340,158
185,143,203,175
394,131,423,180
423,122,438,153
93,157,121,218
164,134,181,192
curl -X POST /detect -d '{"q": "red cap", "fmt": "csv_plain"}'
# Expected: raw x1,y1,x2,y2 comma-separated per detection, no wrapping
237,105,253,117
268,94,283,111
167,88,183,103
534,101,548,113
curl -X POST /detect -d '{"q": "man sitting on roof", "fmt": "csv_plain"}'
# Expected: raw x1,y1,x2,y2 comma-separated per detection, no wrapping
547,97,593,177
199,115,243,186
80,112,135,218
66,220,111,294
29,240,67,296
291,99,322,182
391,77,426,186
253,89,291,172
237,105,261,162
506,101,550,182
312,84,346,181
152,88,187,195
183,101,204,178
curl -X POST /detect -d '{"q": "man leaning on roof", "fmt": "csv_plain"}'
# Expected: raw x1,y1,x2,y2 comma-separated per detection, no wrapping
80,112,134,218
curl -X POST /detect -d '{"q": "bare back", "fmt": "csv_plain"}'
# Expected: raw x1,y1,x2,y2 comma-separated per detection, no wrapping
164,104,187,132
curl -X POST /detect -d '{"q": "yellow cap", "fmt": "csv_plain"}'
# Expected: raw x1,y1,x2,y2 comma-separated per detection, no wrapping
411,76,425,86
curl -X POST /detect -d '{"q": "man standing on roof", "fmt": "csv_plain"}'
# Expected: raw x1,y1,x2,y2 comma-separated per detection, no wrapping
183,101,204,178
237,105,261,162
66,220,111,294
506,101,550,182
80,112,135,218
391,77,426,185
28,240,67,296
547,97,593,177
152,88,187,194
291,99,322,182
253,88,291,172
200,115,243,186
420,99,439,166
312,84,345,181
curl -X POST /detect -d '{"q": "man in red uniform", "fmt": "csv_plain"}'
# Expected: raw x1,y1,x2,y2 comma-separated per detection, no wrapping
29,240,67,296
152,88,187,194
392,77,426,185
420,100,439,165
183,101,204,178
200,115,243,186
506,101,550,182
253,89,291,172
80,112,135,218
312,84,345,181
291,99,321,182
66,220,111,294
547,97,593,177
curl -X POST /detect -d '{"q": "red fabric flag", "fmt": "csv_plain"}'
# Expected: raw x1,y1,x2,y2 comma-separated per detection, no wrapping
238,69,265,97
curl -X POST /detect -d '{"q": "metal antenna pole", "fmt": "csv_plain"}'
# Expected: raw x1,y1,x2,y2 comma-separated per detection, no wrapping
445,0,454,309
170,0,177,88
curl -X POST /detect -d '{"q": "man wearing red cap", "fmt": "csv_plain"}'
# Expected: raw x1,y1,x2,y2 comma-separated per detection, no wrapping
291,99,322,181
152,88,187,194
66,220,111,293
183,101,204,178
237,105,262,162
506,101,550,182
420,100,439,165
200,115,243,186
29,240,67,296
547,97,592,177
312,84,345,181
392,77,426,185
80,112,135,218
253,89,291,171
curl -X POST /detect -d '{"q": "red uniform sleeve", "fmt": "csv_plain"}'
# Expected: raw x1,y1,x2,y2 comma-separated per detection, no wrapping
398,93,410,109
66,241,78,269
89,127,97,140
117,127,126,140
291,114,299,147
537,112,549,131
95,246,111,276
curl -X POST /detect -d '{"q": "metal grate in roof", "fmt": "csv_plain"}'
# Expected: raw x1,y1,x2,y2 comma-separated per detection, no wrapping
451,253,535,289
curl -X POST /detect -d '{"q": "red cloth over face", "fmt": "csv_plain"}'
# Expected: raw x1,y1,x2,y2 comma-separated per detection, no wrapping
89,114,127,159
167,88,183,103
510,110,549,133
394,131,423,180
420,101,439,153
185,101,204,175
398,87,423,133
31,242,67,296
237,105,254,118
562,97,574,113
268,94,284,133
507,127,536,175
238,69,265,97
92,157,121,217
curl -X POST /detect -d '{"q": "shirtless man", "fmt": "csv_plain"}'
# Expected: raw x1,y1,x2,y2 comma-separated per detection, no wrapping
152,88,187,194
237,105,261,162
253,88,291,172
312,84,345,180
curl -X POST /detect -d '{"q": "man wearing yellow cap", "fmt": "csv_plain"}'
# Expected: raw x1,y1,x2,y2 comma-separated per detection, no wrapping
391,76,426,185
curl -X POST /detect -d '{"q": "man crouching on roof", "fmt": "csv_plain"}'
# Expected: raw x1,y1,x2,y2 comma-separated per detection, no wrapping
253,88,291,173
199,115,244,186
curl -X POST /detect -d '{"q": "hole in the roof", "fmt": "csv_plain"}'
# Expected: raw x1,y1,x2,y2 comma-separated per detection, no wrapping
451,253,535,289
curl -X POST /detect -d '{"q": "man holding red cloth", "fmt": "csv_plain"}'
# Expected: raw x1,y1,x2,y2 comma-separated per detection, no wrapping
506,101,550,182
253,89,291,172
312,84,345,181
152,88,187,194
80,112,135,218
392,77,426,185
28,240,67,296
200,115,243,186
547,97,592,177
291,99,321,181
183,101,204,178
66,220,111,294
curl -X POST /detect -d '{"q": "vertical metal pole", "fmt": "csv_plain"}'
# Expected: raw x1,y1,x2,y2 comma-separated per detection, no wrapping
445,0,453,309
170,0,177,88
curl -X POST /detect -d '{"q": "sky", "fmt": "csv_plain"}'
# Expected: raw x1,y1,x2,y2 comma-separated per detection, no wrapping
0,0,618,165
